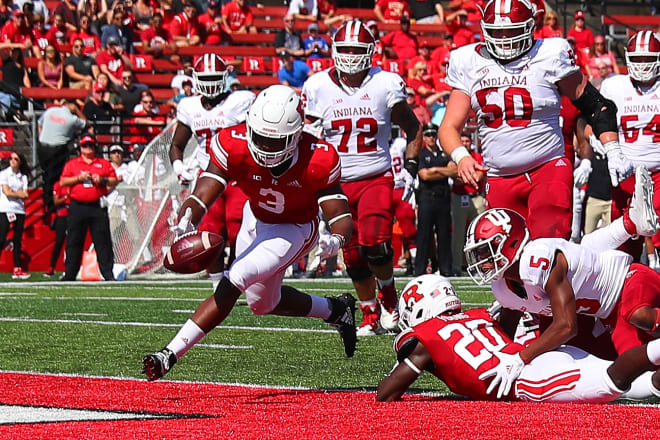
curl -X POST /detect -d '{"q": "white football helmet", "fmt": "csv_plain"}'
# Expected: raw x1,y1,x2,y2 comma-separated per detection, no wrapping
625,30,660,83
332,19,375,75
480,0,537,61
193,53,230,99
398,274,462,330
245,85,303,168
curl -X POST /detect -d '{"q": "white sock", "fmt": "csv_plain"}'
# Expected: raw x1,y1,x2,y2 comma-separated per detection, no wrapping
166,319,206,359
580,217,631,253
360,298,378,311
307,295,332,320
620,371,657,400
647,338,660,365
649,253,657,266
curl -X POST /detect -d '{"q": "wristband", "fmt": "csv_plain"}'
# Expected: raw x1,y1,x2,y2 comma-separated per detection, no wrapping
403,158,418,176
187,195,208,213
331,233,346,248
602,141,620,155
450,146,471,164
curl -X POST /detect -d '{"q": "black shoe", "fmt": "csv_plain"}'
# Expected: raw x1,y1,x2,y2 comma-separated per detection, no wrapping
43,270,55,278
142,348,177,381
325,293,357,357
58,273,75,281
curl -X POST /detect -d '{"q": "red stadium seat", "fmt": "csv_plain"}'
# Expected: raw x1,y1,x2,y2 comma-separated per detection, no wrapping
130,54,153,72
272,57,285,73
242,56,267,74
306,58,332,73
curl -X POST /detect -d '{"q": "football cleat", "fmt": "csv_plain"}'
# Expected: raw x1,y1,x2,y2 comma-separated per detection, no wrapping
12,268,30,280
142,348,177,381
325,293,358,357
377,283,400,331
356,302,385,336
628,166,658,236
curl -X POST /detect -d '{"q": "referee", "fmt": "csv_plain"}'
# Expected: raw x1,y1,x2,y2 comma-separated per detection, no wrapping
59,135,119,281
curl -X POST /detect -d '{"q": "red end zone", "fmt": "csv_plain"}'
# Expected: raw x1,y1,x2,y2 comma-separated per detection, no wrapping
0,372,658,439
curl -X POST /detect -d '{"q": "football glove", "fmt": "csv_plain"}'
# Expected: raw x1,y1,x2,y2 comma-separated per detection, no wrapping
573,158,592,187
174,207,195,238
478,351,525,399
603,141,633,187
172,159,194,185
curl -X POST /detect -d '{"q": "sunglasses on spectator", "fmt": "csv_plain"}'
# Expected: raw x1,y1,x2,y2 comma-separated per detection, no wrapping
110,150,122,154
142,99,153,104
10,156,19,161
73,44,83,48
123,75,133,79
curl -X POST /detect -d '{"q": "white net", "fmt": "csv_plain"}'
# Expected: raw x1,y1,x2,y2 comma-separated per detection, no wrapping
107,121,198,277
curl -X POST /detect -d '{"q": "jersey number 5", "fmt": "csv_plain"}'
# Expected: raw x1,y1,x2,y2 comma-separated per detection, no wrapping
476,87,533,128
331,117,378,153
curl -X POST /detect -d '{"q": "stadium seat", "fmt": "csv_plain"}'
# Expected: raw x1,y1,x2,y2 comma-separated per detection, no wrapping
306,58,332,73
131,54,154,72
242,56,267,74
382,59,406,76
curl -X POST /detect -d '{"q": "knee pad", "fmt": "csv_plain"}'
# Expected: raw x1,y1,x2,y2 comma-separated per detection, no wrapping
359,242,393,266
346,266,372,282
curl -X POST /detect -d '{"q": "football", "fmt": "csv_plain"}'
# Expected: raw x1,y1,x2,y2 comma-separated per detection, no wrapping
164,231,225,274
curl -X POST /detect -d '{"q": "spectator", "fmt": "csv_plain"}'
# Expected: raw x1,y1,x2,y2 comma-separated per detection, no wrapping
198,0,223,45
38,100,88,211
303,22,329,58
31,14,50,55
1,10,39,57
567,10,594,55
65,38,99,89
587,35,620,80
591,62,614,89
408,0,444,24
116,69,148,116
407,61,434,104
128,90,167,145
132,0,155,32
170,1,200,47
0,151,31,279
102,8,133,53
275,14,304,58
78,0,107,36
83,82,117,134
16,0,49,23
167,78,194,111
0,47,31,121
450,131,484,275
70,14,101,56
38,45,63,89
95,72,124,112
277,51,311,93
170,59,194,94
287,0,318,22
534,9,562,38
44,180,70,278
53,0,79,31
97,36,133,87
381,15,418,61
407,40,433,77
447,0,483,25
221,0,256,34
414,123,456,276
366,20,384,66
405,87,430,125
374,0,411,24
227,77,242,92
318,0,350,31
59,134,119,282
46,13,71,47
583,147,611,234
141,13,176,58
446,9,476,48
567,36,590,77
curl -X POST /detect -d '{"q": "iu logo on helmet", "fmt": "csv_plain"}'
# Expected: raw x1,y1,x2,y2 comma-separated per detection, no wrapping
485,209,512,233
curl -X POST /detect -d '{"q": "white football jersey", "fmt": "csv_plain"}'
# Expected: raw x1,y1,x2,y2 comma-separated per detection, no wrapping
599,74,660,172
491,238,631,319
446,39,578,176
390,136,407,189
176,90,255,170
302,67,407,182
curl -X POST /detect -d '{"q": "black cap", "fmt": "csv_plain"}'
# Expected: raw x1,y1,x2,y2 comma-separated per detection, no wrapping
422,123,438,136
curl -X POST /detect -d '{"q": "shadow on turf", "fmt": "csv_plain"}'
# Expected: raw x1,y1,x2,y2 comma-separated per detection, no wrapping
245,387,470,403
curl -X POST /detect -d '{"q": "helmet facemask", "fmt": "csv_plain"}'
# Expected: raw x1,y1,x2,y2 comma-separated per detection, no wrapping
481,18,535,61
465,233,511,285
246,126,300,168
626,52,660,83
332,43,374,75
194,70,228,99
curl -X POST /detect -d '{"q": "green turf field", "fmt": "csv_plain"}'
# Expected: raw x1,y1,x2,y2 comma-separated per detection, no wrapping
0,276,493,393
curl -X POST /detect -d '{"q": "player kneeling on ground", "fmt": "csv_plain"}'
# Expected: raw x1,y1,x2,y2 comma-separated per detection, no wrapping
377,274,660,402
143,85,357,381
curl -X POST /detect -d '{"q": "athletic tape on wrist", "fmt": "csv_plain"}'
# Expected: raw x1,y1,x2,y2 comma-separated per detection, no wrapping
450,146,470,164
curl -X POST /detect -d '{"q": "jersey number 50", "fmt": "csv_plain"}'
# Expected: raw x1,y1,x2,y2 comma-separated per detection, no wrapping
476,87,533,128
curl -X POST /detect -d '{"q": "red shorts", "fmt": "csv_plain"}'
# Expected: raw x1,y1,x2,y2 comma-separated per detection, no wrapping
340,173,394,269
392,187,416,242
485,157,573,240
603,263,660,354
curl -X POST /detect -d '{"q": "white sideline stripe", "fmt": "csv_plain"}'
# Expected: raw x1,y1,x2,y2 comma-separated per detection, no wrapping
0,317,336,333
0,292,35,296
197,343,253,349
61,313,108,317
172,309,197,313
0,404,164,424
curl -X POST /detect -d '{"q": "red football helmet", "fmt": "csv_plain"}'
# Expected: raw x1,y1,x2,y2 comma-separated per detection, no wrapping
480,0,537,61
464,208,530,285
193,53,230,99
625,30,660,83
332,19,375,75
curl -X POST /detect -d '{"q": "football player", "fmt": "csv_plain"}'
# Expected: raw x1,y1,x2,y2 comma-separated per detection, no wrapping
377,274,660,402
169,54,255,284
439,0,632,242
599,30,660,260
302,19,422,335
390,134,417,276
143,85,357,380
462,166,660,396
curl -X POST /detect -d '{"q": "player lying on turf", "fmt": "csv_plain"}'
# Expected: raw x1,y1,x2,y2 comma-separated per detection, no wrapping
463,165,660,397
143,85,357,381
376,274,660,402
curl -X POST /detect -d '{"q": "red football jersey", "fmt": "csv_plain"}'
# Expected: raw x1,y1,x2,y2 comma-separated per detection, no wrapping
209,123,341,224
395,308,524,400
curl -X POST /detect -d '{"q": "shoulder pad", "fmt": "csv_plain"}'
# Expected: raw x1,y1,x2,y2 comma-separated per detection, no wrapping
519,239,556,289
